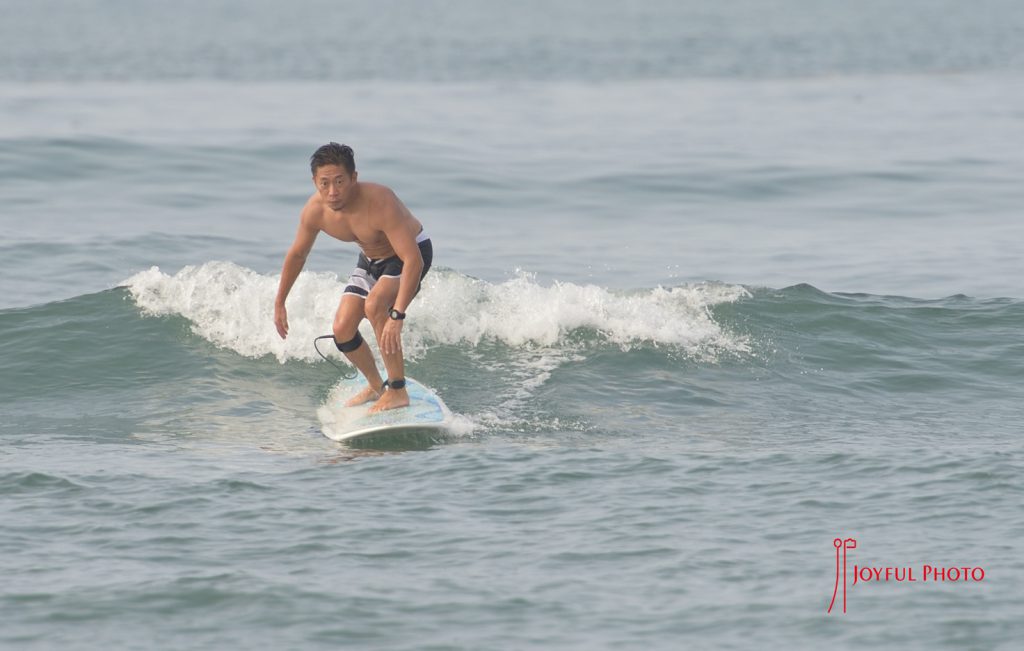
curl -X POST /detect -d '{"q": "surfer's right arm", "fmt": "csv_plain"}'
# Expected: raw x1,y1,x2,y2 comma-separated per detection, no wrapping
274,202,321,339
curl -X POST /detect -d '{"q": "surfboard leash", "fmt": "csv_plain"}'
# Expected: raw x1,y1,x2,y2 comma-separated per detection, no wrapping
313,335,358,379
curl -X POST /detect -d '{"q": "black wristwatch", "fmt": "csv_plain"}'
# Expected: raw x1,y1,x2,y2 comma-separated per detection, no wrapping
388,307,406,321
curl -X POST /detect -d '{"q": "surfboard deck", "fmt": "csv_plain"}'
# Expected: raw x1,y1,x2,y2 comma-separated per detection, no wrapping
318,376,453,442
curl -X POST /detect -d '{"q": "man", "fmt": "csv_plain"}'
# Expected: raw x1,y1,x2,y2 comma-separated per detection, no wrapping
274,143,433,413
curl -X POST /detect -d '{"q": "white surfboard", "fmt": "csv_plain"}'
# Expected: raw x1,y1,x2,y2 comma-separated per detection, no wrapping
318,376,453,442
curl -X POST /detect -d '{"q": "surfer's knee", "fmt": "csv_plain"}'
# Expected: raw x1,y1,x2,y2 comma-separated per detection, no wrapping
364,293,390,325
333,296,366,335
332,315,361,346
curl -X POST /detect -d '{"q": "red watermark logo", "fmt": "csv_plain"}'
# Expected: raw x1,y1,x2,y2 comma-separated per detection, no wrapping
828,537,858,614
827,537,987,614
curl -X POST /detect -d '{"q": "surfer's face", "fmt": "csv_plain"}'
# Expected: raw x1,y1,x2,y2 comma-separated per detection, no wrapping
314,164,357,210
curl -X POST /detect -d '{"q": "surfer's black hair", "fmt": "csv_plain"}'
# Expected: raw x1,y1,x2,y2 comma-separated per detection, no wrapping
310,142,356,176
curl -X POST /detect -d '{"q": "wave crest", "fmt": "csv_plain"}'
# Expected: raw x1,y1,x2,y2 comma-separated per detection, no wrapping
123,262,750,363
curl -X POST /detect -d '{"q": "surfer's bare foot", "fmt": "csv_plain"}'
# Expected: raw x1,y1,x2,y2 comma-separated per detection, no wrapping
368,389,409,413
344,385,381,407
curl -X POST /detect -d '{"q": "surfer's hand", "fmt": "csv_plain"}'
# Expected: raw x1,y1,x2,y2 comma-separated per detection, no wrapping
380,318,403,356
274,303,289,339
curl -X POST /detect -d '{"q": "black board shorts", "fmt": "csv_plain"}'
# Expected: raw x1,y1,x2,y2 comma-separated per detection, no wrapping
342,235,433,299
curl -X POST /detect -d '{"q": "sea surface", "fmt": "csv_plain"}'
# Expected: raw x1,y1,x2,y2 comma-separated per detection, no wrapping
2,1,1023,649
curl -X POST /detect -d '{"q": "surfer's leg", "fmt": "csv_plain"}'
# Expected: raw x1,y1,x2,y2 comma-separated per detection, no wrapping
333,293,387,406
364,277,410,412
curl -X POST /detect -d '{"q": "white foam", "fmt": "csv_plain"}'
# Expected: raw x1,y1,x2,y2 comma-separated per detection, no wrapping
125,261,351,363
413,269,751,358
123,262,751,363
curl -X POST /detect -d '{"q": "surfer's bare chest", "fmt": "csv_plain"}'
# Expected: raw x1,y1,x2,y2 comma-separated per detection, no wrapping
320,211,392,257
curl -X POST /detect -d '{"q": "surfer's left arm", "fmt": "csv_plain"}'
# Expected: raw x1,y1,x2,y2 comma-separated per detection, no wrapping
378,193,424,355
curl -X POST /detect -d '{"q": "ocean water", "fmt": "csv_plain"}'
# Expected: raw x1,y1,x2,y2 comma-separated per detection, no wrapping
2,1,1024,649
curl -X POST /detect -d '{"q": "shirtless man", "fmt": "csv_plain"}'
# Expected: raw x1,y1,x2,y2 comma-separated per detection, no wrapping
273,143,433,413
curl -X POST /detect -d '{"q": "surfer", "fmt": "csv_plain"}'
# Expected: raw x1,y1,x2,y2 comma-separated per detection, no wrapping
273,143,433,413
